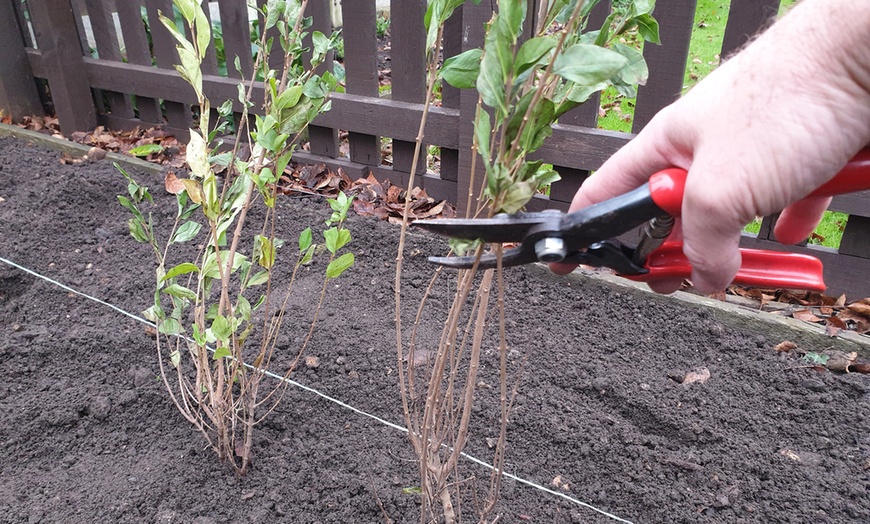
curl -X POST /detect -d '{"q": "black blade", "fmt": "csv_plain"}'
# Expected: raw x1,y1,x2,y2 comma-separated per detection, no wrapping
427,245,535,269
413,211,561,243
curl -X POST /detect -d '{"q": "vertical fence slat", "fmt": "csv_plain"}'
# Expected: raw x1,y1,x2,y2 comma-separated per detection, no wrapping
453,2,491,215
838,216,870,258
84,0,134,118
389,0,426,182
632,0,697,131
721,0,780,58
27,0,96,133
541,0,612,210
437,9,462,202
306,0,339,160
340,1,380,166
144,0,192,131
15,0,35,47
115,0,162,124
217,0,253,79
0,0,43,119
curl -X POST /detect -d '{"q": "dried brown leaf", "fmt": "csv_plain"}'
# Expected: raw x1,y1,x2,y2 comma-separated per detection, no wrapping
793,309,822,323
775,340,798,352
681,367,710,386
164,171,185,195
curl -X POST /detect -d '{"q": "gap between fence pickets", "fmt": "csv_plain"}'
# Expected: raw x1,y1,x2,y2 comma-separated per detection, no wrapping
0,254,634,524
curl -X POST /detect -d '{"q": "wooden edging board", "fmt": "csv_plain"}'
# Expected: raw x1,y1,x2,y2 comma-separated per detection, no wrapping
0,123,163,176
528,263,870,358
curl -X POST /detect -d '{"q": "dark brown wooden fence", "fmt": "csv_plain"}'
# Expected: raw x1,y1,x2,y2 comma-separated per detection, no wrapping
2,0,870,297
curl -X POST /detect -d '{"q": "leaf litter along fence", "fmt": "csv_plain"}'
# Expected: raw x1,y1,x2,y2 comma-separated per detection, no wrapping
2,0,870,298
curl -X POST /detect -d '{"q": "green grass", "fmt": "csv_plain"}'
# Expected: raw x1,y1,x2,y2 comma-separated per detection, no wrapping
597,0,798,134
744,211,848,249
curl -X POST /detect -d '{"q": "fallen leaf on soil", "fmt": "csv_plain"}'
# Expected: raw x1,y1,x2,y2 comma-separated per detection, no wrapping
775,340,797,352
779,449,801,462
847,302,870,316
823,350,858,373
681,367,710,386
793,309,822,323
87,146,107,160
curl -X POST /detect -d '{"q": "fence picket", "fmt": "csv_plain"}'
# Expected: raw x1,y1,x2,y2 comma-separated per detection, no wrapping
339,0,381,167
390,0,427,185
216,0,254,79
143,0,192,132
115,0,163,125
84,0,134,119
632,0,697,130
26,0,96,133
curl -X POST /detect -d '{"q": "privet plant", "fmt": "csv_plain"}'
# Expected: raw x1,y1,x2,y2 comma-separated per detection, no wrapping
397,0,659,521
117,0,351,475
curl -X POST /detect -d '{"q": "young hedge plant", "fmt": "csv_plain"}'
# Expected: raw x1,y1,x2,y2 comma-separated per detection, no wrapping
397,0,659,521
117,0,352,476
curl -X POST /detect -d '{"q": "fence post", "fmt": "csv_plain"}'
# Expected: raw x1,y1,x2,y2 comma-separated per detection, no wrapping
0,0,43,120
26,0,96,133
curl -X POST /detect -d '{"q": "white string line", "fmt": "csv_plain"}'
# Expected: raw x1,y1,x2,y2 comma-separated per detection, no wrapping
0,254,634,524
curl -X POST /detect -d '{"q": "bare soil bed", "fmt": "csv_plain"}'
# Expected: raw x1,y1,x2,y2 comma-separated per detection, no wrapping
1,135,870,523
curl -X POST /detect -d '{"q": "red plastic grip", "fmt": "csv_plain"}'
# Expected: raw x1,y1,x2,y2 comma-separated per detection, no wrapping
645,147,870,216
625,241,826,291
808,148,870,197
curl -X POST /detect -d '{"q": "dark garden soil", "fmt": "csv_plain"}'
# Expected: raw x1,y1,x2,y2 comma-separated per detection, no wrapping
2,135,870,524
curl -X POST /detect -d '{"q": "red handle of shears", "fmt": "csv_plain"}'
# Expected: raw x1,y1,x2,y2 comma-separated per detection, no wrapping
628,148,870,291
647,148,870,216
627,242,827,291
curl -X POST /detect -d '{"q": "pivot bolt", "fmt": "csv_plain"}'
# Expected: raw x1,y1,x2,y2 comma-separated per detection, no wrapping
535,237,566,263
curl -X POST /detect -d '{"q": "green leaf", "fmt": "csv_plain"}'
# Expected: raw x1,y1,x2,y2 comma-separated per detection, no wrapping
212,345,232,360
248,270,270,287
402,486,422,495
128,144,164,157
158,317,183,335
163,283,198,301
634,13,660,44
211,314,232,343
513,36,556,80
186,129,211,180
440,48,482,89
171,220,202,243
299,227,313,251
162,262,199,281
324,227,351,254
499,181,535,214
117,195,144,223
311,30,329,65
300,244,316,265
254,235,276,269
302,75,330,99
474,109,492,163
275,85,303,110
236,295,252,323
326,252,354,279
477,18,512,116
193,2,211,59
553,44,628,86
128,218,149,243
170,349,182,368
611,42,649,86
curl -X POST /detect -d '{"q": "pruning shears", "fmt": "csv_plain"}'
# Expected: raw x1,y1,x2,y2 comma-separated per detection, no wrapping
413,149,870,292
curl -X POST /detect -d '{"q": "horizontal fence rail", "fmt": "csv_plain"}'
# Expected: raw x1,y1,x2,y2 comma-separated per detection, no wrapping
3,0,870,297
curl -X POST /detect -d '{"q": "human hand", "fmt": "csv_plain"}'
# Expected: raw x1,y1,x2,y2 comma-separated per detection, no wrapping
552,0,870,294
